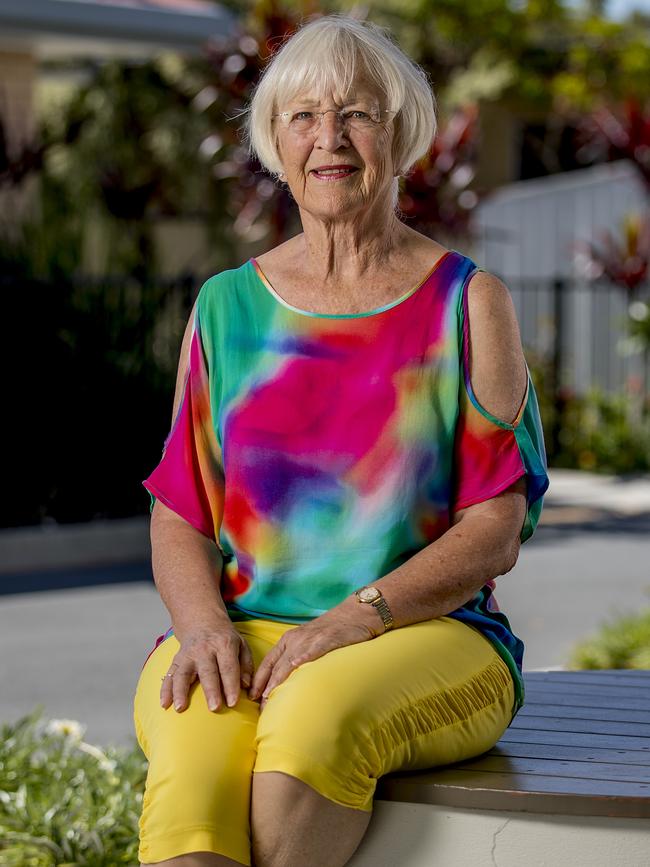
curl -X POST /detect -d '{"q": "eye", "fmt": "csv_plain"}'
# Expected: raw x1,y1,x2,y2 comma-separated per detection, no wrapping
345,110,371,120
292,111,314,121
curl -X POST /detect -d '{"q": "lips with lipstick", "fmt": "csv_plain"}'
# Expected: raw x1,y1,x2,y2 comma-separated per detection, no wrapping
310,165,360,180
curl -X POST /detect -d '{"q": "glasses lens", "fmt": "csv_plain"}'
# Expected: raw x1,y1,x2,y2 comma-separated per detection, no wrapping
344,108,382,129
287,110,319,133
283,105,385,133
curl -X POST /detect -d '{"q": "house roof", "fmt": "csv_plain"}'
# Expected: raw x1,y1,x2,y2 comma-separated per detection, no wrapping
0,0,238,58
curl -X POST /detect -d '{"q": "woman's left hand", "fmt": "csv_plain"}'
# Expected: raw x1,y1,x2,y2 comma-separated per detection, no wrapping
248,607,380,710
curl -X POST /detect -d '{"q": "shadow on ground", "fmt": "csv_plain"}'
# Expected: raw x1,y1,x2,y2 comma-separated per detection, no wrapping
534,507,650,543
0,561,153,596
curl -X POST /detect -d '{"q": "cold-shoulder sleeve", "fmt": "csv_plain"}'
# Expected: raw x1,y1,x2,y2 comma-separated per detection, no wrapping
451,268,550,543
142,296,225,551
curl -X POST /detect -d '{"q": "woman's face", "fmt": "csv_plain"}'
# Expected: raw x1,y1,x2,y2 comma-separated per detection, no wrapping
274,80,397,221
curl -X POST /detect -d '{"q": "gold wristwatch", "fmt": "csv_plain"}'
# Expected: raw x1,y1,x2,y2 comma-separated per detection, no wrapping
354,585,394,632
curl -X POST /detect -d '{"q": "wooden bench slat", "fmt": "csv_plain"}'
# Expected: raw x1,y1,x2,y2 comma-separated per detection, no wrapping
521,697,650,717
524,681,649,700
499,729,650,750
376,770,650,819
512,716,650,737
525,678,650,693
398,768,650,798
527,670,650,684
487,742,650,766
448,755,650,783
519,704,650,723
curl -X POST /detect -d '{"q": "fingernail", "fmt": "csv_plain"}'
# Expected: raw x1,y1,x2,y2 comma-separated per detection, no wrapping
174,702,182,711
242,676,251,687
208,700,218,711
227,696,236,707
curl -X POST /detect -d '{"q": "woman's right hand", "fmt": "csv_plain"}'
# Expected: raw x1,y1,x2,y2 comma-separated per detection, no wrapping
160,622,255,713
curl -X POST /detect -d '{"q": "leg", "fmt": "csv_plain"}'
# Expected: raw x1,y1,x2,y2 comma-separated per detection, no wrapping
250,772,372,867
251,615,515,866
134,627,274,866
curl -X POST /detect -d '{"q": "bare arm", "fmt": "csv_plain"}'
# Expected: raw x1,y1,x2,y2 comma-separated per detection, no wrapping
149,302,254,712
327,270,529,636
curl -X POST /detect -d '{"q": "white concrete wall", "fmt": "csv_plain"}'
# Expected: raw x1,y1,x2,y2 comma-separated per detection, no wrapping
349,801,650,867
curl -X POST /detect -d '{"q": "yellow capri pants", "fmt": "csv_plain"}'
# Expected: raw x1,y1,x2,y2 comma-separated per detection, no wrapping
133,615,515,865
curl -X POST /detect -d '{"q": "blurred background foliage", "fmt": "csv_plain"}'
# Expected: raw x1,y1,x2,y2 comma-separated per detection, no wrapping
2,0,650,526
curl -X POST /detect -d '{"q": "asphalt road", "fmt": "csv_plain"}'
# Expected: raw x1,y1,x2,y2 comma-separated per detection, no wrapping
1,514,648,748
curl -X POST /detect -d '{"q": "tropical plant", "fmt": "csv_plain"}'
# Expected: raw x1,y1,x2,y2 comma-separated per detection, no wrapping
573,97,650,191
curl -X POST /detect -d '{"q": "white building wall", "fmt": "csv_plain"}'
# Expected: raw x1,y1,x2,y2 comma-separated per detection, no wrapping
466,160,649,395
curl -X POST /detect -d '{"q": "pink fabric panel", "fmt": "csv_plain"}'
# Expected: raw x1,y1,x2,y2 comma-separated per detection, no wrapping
142,309,224,543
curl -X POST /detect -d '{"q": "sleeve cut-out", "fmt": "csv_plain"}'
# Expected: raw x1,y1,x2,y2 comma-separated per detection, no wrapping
142,302,225,552
452,267,550,542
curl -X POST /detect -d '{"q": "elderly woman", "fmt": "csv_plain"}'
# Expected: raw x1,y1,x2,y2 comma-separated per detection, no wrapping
133,13,549,867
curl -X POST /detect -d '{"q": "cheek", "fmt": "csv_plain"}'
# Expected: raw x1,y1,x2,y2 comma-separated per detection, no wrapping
363,134,395,182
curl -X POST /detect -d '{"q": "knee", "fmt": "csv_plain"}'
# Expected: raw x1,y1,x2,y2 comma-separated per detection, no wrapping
254,678,377,810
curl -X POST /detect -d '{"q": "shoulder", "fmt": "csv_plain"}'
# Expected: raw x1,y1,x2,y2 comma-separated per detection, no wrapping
463,268,528,426
397,225,450,270
464,269,521,343
195,260,253,315
200,261,251,296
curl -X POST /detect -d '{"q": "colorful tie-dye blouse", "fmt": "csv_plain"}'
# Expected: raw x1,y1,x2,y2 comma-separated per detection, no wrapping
143,249,549,720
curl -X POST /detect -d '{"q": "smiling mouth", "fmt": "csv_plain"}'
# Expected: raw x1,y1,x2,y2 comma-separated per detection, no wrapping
311,167,359,180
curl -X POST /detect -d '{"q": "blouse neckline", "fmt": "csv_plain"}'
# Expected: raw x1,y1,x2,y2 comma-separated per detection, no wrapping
249,249,457,320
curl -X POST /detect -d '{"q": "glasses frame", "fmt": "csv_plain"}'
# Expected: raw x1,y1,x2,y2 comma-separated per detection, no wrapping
271,107,397,135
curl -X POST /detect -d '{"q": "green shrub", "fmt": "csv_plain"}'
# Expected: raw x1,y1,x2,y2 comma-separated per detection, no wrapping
568,607,650,669
0,708,146,866
527,351,650,473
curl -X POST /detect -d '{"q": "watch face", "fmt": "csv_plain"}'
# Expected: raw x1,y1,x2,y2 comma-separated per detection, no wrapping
358,586,380,603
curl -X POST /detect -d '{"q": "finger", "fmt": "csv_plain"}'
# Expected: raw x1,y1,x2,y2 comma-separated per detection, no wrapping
160,663,179,709
217,634,244,708
239,640,254,689
196,659,224,712
172,667,197,712
260,654,299,702
249,646,282,699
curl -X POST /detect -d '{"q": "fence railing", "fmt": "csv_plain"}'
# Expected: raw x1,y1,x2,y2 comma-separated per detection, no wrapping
508,275,649,393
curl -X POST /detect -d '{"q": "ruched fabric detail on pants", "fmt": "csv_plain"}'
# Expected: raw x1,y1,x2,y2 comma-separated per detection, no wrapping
373,654,512,750
361,654,515,783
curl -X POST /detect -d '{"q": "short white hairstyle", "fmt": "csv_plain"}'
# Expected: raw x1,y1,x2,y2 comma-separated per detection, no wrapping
240,13,437,197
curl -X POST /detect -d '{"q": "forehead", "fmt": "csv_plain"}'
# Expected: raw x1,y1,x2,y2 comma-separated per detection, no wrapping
282,73,384,107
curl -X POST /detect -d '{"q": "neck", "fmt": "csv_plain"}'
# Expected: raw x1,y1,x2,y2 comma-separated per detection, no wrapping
296,192,410,291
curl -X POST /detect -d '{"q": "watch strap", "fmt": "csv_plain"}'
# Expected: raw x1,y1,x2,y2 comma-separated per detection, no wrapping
371,595,394,630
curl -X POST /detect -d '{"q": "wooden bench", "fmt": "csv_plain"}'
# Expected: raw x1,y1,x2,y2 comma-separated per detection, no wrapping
349,670,650,867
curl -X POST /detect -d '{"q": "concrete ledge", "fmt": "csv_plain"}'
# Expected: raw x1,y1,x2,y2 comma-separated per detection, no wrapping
347,801,649,867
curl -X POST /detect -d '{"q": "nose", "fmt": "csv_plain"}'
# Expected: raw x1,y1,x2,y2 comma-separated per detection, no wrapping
313,110,350,151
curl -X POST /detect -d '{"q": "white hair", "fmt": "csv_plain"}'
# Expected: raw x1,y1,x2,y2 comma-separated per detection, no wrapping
239,13,437,208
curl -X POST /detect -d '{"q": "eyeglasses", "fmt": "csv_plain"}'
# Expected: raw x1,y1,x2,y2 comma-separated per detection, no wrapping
271,106,397,135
